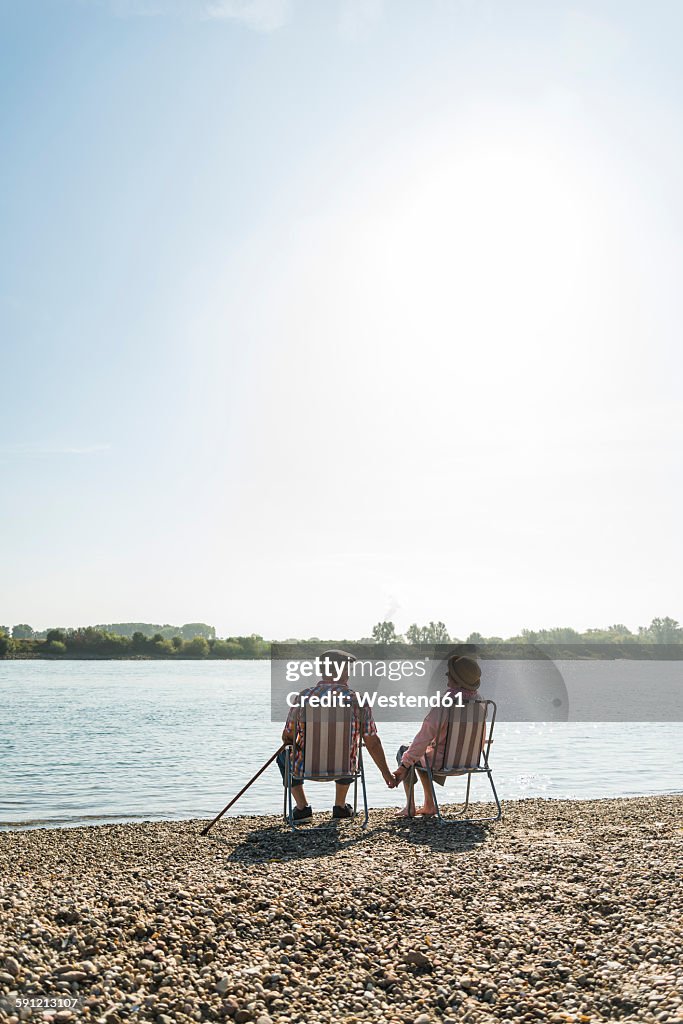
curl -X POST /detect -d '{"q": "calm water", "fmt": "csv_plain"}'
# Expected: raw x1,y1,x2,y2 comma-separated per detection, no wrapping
1,661,681,830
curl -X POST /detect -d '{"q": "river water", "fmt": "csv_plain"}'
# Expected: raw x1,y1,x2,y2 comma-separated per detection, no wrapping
1,660,681,829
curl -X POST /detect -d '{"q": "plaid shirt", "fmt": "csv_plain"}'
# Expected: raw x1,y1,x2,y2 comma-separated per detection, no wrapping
285,679,377,775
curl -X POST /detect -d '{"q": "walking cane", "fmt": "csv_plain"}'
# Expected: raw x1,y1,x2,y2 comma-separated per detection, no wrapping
200,743,286,836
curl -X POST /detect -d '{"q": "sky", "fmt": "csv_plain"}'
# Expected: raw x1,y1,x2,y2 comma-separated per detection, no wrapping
1,0,682,640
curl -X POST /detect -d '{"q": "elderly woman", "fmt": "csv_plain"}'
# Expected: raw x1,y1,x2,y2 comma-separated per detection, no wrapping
393,654,482,817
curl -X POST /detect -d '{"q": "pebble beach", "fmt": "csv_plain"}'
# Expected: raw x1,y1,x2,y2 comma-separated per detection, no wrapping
1,796,681,1024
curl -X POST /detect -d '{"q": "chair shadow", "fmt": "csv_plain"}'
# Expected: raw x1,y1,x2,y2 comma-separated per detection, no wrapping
214,810,490,866
212,818,368,864
386,814,489,854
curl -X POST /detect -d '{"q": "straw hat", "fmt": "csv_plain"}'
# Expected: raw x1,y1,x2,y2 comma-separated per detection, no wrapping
447,654,481,690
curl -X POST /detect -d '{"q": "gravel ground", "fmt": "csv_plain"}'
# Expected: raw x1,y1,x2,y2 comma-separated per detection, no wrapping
1,796,681,1024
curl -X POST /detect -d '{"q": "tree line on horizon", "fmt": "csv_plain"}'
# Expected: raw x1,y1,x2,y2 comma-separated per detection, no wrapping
370,616,683,645
1,615,682,658
5,621,216,641
0,624,269,659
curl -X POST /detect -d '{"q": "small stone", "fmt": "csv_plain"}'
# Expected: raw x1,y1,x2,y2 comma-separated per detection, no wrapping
4,958,20,977
216,978,231,995
234,1012,252,1024
256,1016,272,1024
58,971,88,982
402,950,433,970
414,1015,431,1024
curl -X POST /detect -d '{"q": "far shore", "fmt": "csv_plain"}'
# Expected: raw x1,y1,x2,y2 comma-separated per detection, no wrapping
0,652,270,661
1,795,681,1023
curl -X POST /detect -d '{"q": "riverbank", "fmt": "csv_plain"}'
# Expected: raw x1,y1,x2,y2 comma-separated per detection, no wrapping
1,797,681,1024
0,653,269,661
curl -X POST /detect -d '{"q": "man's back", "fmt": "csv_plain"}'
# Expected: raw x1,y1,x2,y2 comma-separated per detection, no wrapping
286,677,376,777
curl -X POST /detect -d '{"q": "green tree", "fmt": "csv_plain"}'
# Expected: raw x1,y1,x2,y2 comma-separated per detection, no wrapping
152,637,175,656
423,621,450,643
47,640,67,654
606,623,635,640
640,617,683,643
63,626,128,655
131,631,147,651
211,639,227,658
543,627,582,643
406,622,450,643
466,631,484,644
582,624,636,643
518,626,581,644
171,636,183,650
0,630,11,656
406,624,426,644
95,622,171,638
180,623,216,641
46,628,66,644
12,624,34,639
371,621,402,644
210,639,241,658
184,636,210,657
238,634,269,657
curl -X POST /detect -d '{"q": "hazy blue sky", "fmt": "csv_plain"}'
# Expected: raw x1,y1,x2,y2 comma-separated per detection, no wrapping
1,0,682,638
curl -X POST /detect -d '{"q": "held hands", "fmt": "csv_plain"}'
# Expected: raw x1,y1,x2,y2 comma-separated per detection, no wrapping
392,764,408,786
382,768,399,789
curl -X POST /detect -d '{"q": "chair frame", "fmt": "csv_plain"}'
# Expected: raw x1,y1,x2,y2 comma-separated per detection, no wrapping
282,710,369,832
413,698,502,825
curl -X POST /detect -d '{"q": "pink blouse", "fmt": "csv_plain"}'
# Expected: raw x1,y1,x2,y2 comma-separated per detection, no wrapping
400,688,480,769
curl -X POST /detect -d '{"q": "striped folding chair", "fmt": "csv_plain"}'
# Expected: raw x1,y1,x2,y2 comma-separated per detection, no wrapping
282,701,369,831
420,699,502,824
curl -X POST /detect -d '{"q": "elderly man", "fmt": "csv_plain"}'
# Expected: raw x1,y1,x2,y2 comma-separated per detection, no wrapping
277,649,396,821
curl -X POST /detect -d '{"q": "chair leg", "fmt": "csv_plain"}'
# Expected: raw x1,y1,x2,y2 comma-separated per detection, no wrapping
486,769,503,821
436,770,502,825
426,767,442,823
353,775,358,815
464,772,472,814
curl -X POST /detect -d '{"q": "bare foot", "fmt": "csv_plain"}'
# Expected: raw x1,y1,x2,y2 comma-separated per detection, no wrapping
414,805,437,817
394,805,416,819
